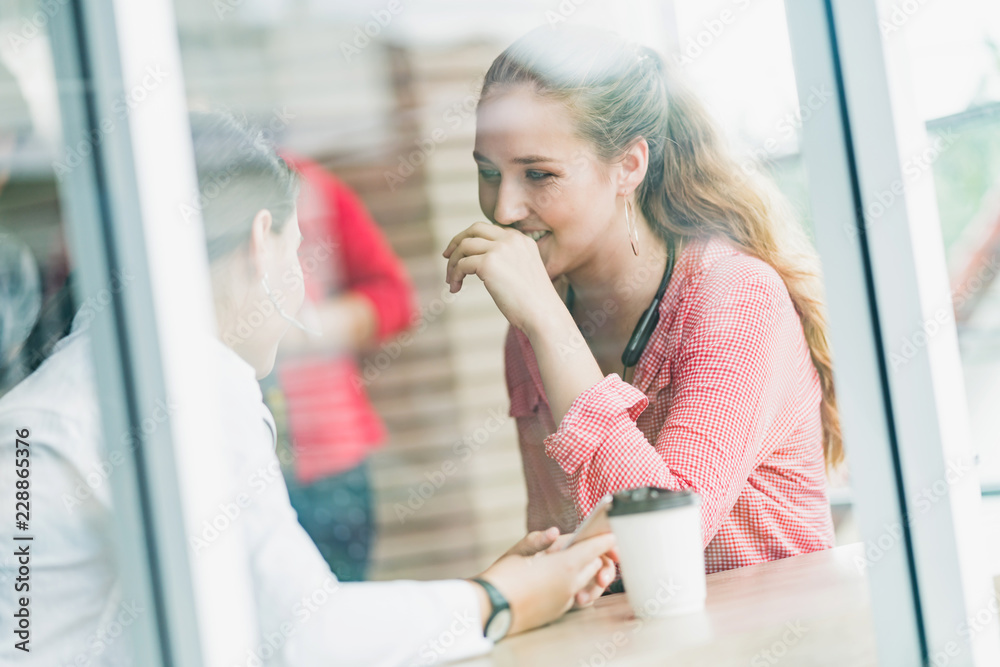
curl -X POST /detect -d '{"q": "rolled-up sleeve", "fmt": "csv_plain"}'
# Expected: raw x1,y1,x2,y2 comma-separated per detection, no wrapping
544,272,794,547
544,375,648,476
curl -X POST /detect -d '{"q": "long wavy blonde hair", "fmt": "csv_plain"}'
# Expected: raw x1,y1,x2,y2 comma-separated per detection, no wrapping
481,27,843,469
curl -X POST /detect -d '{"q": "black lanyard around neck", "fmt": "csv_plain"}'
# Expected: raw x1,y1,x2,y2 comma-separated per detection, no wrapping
565,241,676,379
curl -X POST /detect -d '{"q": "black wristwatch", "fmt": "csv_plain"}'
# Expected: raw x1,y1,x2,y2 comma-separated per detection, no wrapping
471,578,512,641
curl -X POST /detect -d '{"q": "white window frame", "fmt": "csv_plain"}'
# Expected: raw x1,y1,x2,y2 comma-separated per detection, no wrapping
48,0,258,665
785,0,1000,664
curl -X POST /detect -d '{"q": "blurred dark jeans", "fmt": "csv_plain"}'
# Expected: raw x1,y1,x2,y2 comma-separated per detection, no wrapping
285,460,373,582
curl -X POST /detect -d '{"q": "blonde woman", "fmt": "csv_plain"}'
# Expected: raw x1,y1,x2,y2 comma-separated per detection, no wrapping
444,26,842,573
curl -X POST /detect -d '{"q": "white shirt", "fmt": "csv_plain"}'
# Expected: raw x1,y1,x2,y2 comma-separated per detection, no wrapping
0,321,491,666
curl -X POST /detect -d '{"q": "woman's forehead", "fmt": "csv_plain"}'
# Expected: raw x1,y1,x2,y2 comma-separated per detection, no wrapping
475,88,584,161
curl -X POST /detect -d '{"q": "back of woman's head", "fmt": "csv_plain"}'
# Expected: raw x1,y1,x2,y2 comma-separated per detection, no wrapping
9,113,301,382
482,26,844,469
188,111,299,261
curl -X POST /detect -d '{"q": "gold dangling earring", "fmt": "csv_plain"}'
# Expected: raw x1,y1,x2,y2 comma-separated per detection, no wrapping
624,196,639,256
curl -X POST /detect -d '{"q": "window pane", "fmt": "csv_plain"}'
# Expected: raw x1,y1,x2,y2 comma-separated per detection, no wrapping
671,0,855,529
165,0,882,662
886,0,1000,576
0,5,141,663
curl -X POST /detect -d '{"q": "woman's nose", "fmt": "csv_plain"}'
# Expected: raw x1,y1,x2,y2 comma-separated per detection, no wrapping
492,179,529,226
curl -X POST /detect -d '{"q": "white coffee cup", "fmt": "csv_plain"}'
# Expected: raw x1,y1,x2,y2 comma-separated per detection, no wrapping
608,486,705,617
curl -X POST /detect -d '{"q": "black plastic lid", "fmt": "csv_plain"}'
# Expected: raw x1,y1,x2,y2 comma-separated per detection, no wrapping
607,486,700,517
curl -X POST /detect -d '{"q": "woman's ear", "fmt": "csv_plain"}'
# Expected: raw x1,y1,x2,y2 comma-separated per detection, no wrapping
247,209,274,280
616,137,650,196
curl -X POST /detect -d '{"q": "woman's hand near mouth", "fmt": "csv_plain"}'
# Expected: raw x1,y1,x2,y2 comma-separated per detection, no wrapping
443,221,604,423
443,221,562,336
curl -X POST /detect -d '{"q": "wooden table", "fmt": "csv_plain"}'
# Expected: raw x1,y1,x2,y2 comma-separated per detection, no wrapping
454,543,877,666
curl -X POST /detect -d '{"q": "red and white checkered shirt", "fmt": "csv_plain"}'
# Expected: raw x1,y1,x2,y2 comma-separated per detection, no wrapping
505,237,835,574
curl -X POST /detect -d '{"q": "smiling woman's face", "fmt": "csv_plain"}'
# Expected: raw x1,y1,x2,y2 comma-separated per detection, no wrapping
474,84,621,280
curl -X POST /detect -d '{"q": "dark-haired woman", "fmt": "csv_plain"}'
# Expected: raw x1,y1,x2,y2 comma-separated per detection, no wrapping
444,27,841,574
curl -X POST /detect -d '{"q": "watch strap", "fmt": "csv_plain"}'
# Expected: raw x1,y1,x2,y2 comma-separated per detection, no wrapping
471,577,510,637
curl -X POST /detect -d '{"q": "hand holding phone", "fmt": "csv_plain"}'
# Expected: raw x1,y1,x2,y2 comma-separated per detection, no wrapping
564,494,613,549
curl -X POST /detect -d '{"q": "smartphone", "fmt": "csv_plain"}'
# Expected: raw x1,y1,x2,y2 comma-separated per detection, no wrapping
564,494,613,549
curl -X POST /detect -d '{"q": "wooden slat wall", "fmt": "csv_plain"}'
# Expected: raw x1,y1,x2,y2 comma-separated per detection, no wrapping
335,42,531,582
175,12,532,582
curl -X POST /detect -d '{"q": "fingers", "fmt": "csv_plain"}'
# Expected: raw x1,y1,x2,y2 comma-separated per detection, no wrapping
574,555,617,607
515,527,560,557
442,221,506,259
558,533,616,594
571,552,607,595
533,527,561,554
597,556,617,592
563,532,617,566
574,581,602,607
450,255,486,293
597,554,616,586
544,532,574,554
445,236,493,290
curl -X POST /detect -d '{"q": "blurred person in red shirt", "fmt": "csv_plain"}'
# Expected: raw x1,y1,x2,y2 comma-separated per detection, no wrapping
272,153,416,581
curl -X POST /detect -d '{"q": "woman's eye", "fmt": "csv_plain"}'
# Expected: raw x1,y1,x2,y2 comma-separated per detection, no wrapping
526,170,553,181
478,169,500,180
